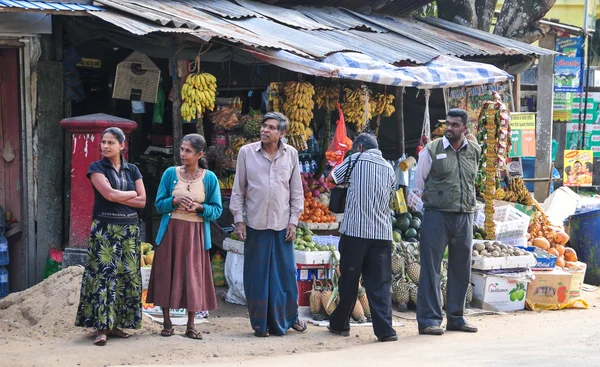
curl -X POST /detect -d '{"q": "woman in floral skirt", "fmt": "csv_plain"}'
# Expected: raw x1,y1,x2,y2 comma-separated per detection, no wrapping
75,127,146,346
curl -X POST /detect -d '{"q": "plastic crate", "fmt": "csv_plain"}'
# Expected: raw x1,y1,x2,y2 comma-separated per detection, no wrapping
298,280,312,306
493,205,530,241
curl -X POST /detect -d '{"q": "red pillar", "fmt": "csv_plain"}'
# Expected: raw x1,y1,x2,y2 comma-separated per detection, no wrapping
60,114,137,248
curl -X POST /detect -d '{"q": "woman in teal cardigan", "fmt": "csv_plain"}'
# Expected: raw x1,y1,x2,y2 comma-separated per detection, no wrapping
146,134,223,340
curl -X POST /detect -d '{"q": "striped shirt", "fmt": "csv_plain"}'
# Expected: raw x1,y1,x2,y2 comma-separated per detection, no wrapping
332,149,395,241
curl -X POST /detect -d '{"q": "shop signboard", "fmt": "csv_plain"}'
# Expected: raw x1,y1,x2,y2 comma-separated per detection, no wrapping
509,112,535,157
553,92,573,123
444,82,513,132
565,93,600,157
563,150,594,187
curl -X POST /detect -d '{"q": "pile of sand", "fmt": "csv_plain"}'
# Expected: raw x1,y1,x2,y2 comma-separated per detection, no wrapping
0,266,161,340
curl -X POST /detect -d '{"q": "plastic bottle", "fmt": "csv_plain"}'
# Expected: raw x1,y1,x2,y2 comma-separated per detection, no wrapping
310,160,318,173
0,205,5,236
303,161,311,173
0,235,8,266
299,161,303,174
0,266,8,298
407,166,417,193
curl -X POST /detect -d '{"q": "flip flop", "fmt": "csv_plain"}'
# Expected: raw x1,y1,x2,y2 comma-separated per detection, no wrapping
93,334,107,346
254,331,270,337
160,328,175,337
185,328,203,340
109,329,130,338
291,319,307,332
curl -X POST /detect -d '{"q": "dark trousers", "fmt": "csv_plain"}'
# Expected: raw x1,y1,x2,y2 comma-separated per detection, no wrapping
416,210,473,330
329,234,396,339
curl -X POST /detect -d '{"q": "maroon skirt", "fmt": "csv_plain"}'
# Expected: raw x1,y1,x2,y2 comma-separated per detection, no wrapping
146,219,217,312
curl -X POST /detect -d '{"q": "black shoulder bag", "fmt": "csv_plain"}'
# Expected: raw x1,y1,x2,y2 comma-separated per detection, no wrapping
329,153,362,214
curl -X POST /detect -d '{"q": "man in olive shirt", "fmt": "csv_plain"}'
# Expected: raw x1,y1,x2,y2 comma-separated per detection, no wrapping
230,112,306,337
415,108,480,336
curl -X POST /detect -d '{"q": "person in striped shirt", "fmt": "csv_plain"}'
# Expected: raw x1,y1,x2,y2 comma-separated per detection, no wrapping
326,133,397,342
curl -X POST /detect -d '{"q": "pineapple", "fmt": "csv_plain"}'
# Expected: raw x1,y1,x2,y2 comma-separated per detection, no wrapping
352,299,367,323
409,282,418,307
310,278,324,320
441,277,448,310
322,288,338,315
406,261,421,285
392,253,405,275
441,260,448,278
466,282,473,307
357,287,371,320
392,278,410,312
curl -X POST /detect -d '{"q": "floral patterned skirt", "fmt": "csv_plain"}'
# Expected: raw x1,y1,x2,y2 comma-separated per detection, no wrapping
75,219,143,330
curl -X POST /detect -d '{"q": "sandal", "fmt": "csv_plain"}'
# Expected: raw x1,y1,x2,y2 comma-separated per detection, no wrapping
93,334,107,346
109,329,130,339
185,328,203,340
291,319,307,332
254,331,270,337
160,328,175,337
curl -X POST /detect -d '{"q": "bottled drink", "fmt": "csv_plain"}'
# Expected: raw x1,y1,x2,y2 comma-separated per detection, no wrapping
0,266,8,298
310,160,318,173
0,235,8,266
303,161,311,173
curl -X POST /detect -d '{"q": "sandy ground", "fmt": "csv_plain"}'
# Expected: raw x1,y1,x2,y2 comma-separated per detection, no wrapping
1,268,599,367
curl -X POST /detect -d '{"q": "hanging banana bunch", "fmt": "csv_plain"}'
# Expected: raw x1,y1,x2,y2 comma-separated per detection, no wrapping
283,81,315,151
341,85,372,131
315,84,340,111
373,92,396,117
180,72,217,123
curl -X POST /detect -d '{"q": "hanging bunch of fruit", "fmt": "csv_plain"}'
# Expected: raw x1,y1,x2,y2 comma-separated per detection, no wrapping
283,81,315,151
341,85,374,131
218,174,236,190
372,92,396,117
476,91,512,239
241,110,263,139
181,72,217,122
495,177,534,205
269,82,286,112
315,84,341,111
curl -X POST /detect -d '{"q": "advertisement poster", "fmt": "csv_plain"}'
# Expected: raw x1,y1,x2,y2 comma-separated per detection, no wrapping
444,82,513,132
556,37,584,57
509,112,536,157
553,92,573,123
554,56,583,92
563,150,594,187
566,93,600,157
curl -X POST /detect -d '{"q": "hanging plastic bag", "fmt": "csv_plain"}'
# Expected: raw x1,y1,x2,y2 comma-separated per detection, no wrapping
153,85,165,124
325,103,353,168
392,187,408,214
416,89,432,155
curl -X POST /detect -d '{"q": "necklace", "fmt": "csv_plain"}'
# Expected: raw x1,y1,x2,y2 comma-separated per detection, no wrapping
180,166,201,192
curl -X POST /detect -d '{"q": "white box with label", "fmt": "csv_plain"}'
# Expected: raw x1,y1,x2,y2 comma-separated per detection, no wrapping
471,271,530,312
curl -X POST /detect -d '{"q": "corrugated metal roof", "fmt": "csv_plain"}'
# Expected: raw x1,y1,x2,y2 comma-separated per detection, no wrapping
233,0,332,30
295,6,386,32
0,0,102,11
419,16,556,57
91,0,555,66
257,0,433,16
175,0,259,20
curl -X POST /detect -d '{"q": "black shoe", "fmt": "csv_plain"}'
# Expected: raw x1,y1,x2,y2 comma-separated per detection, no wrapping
446,324,478,333
418,326,445,335
327,325,350,337
377,334,398,342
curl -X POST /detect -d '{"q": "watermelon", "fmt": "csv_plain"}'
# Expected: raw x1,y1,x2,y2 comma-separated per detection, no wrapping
404,228,418,239
397,217,411,231
401,212,413,221
392,216,398,227
411,211,423,220
410,218,421,230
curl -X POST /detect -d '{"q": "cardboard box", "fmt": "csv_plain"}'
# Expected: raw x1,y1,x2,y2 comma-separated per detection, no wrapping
526,269,573,306
471,271,529,312
565,261,587,299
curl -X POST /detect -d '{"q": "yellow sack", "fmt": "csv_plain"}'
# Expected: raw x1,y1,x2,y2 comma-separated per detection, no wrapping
392,188,408,214
525,297,589,311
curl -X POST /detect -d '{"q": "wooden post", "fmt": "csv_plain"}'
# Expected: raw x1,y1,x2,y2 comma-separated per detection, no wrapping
172,59,183,166
395,87,405,156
